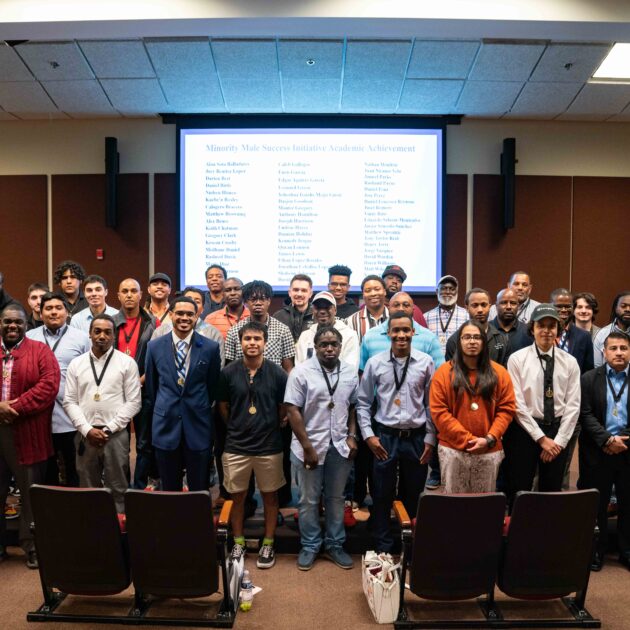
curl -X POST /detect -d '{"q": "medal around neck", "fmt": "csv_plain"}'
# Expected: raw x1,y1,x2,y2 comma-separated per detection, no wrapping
249,405,257,415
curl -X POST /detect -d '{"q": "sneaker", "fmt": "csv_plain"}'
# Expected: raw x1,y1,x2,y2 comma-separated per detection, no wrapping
4,503,19,520
425,471,441,490
297,548,317,571
9,486,20,498
26,550,39,570
144,479,159,492
257,544,276,569
324,547,353,570
351,501,360,512
231,542,246,563
343,502,357,528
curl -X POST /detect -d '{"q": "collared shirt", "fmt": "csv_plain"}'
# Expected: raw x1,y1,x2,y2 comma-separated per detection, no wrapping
295,318,360,371
225,315,295,365
152,319,225,367
26,324,91,433
490,317,533,355
205,305,250,339
345,305,389,344
357,348,436,444
0,339,22,401
69,304,119,333
507,344,581,448
489,298,541,324
594,322,627,368
360,320,444,371
170,330,194,378
605,365,629,435
424,304,468,355
285,356,359,463
63,347,142,437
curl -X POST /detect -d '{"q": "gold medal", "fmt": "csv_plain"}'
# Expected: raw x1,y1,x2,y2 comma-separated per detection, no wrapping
545,387,554,398
177,376,185,387
93,392,101,401
471,402,479,411
249,405,257,415
439,335,447,345
613,407,619,417
2,369,8,379
328,401,335,410
125,348,131,355
394,398,401,406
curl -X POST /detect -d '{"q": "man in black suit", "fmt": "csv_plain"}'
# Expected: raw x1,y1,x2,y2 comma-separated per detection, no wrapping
579,331,630,571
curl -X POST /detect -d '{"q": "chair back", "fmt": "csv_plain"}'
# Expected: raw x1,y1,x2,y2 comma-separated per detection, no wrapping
124,490,219,598
409,493,506,600
30,485,130,595
498,490,599,599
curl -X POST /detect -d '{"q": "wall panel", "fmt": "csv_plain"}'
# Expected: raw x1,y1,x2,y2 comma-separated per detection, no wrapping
154,173,178,286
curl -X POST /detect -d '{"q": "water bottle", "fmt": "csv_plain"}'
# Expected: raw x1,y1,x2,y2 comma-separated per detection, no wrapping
239,569,253,612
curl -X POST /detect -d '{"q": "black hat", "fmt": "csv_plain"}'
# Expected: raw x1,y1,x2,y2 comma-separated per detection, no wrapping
382,265,407,282
149,272,171,286
530,303,561,323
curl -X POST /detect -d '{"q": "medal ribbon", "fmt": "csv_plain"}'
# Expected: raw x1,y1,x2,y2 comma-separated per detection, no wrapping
320,361,341,407
390,351,411,393
90,350,115,393
44,326,68,354
606,370,629,408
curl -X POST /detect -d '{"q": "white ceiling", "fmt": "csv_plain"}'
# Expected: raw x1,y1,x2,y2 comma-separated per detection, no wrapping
1,7,630,122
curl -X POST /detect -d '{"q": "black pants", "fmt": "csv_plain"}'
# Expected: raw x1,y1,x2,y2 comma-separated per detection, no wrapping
131,397,158,489
154,443,211,493
45,431,79,487
353,437,374,506
580,453,630,557
503,420,569,511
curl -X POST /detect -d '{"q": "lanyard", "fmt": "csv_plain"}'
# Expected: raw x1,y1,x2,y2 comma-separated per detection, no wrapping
390,351,411,392
438,306,455,334
172,340,191,373
44,326,68,354
120,317,141,349
320,361,341,409
607,370,629,405
242,361,262,414
89,350,114,392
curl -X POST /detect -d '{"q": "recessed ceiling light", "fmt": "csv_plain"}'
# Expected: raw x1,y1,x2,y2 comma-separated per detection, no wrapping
592,43,630,80
306,59,315,66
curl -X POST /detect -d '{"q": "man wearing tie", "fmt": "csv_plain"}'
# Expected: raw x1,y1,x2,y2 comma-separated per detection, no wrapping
145,296,222,492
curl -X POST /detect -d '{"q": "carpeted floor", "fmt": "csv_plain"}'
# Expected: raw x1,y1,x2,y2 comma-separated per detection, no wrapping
1,548,629,629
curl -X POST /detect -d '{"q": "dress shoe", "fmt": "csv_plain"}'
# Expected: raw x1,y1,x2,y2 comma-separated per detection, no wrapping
590,552,604,572
26,550,39,570
618,554,630,570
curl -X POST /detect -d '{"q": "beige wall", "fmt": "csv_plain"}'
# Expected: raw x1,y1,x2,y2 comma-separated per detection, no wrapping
1,118,629,177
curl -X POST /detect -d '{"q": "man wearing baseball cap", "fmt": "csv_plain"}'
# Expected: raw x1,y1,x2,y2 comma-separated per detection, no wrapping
504,304,581,509
145,272,172,326
381,265,427,328
424,275,468,355
295,291,360,371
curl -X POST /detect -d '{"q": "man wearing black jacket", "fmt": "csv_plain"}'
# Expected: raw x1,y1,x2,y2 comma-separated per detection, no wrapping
579,331,630,571
273,274,313,343
113,278,157,489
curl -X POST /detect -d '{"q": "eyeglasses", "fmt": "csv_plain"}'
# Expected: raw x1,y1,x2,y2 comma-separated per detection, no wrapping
461,334,483,341
329,282,348,288
553,304,572,311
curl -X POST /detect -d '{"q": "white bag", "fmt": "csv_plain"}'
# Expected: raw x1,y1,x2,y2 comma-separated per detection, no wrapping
362,551,401,624
227,556,244,610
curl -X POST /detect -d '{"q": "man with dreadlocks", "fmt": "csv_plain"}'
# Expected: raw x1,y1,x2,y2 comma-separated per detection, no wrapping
430,320,516,494
593,292,630,368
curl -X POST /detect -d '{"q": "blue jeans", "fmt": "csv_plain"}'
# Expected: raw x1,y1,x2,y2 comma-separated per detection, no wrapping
291,444,353,553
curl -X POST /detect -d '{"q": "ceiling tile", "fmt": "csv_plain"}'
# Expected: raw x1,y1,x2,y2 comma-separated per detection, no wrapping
529,44,611,82
278,40,343,79
407,40,479,79
79,40,155,78
559,82,630,118
398,79,463,114
341,79,402,113
42,79,114,114
15,42,94,80
100,78,169,114
282,78,340,112
344,40,412,79
16,111,70,120
221,77,282,112
0,81,58,113
608,102,630,122
160,77,225,112
506,81,582,118
211,39,278,78
456,80,523,115
0,44,33,81
145,38,216,79
469,43,545,81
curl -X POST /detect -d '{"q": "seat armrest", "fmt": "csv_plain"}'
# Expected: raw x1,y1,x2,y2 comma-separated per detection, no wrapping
218,500,233,528
393,500,411,528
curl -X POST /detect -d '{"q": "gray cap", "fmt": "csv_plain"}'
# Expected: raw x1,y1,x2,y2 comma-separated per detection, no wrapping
530,303,561,323
437,275,458,287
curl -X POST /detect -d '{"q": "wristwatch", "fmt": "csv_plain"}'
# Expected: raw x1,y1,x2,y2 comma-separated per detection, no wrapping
485,434,497,449
347,433,358,440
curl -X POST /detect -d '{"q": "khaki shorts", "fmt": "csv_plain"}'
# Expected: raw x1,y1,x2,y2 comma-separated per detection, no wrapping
222,452,285,494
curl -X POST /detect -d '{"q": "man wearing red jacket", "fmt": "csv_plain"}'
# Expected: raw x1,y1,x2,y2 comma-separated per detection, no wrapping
0,303,60,569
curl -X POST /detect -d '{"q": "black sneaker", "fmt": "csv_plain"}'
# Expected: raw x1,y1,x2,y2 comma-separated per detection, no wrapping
257,543,275,569
26,550,38,570
231,542,246,563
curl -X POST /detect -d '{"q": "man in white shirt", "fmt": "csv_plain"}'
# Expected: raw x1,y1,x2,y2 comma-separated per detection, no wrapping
504,304,581,509
64,314,142,512
69,274,119,333
295,291,359,371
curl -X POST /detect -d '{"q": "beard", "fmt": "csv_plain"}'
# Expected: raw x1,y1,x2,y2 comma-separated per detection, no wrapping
439,295,458,307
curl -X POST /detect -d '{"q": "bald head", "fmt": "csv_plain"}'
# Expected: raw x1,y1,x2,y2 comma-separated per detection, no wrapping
389,292,414,318
496,288,519,324
117,278,142,315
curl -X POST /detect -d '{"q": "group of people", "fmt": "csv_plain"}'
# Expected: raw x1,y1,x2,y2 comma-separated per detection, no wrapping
0,262,627,576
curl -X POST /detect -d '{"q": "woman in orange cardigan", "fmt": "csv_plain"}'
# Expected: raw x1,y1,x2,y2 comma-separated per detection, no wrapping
430,320,516,493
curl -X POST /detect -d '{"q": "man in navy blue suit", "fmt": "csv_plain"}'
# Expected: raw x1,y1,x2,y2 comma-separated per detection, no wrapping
145,296,221,491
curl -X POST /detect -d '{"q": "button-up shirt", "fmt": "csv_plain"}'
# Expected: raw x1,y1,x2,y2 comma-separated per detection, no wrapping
605,365,629,435
285,356,359,463
360,320,444,371
507,344,581,448
345,305,389,344
170,330,194,378
0,339,21,401
205,305,250,339
424,304,468,354
69,305,119,333
26,324,91,433
225,315,295,365
63,347,141,437
594,322,628,368
357,348,436,444
295,319,360,371
152,319,225,367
